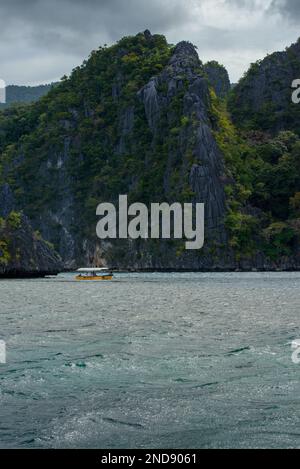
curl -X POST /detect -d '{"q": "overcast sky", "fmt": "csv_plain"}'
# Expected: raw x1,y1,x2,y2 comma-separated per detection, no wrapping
0,0,299,86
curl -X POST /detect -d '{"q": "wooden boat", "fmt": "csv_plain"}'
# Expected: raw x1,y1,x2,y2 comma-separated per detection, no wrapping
75,268,113,281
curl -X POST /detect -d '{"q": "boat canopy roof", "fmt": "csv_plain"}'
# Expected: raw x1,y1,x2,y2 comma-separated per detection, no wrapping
76,268,110,273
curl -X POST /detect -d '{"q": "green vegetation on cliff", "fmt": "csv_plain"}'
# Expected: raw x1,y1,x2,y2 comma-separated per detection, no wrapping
211,88,300,260
0,84,55,109
1,31,212,268
1,33,174,230
204,61,231,99
228,38,300,135
0,31,299,269
225,38,300,261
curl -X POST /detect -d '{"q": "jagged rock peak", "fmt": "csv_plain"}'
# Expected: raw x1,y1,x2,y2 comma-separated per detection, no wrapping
143,29,152,41
204,61,231,98
171,41,199,61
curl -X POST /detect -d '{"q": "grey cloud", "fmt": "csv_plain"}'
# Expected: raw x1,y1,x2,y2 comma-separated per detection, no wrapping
269,0,300,20
0,0,192,39
0,0,193,83
0,0,299,85
0,0,194,84
224,0,256,6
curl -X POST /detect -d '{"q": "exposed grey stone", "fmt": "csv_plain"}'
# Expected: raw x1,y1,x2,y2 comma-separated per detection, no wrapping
0,213,62,277
137,78,160,131
204,61,231,98
0,184,15,218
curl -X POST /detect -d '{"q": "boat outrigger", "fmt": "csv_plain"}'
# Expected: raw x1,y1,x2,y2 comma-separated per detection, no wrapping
75,268,113,281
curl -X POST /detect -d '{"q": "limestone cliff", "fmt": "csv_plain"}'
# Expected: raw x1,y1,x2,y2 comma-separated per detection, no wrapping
229,38,300,135
204,61,231,99
0,31,299,271
0,212,62,277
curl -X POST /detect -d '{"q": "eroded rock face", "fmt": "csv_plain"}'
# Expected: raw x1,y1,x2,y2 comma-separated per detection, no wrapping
204,61,231,99
229,38,300,135
134,39,228,267
137,78,160,131
2,31,298,271
0,31,245,269
169,41,199,69
0,184,15,218
0,213,62,277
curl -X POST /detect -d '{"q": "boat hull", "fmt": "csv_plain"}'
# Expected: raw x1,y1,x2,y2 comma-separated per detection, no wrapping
75,275,113,281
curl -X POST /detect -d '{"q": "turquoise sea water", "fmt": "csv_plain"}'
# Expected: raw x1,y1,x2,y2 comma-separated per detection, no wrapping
0,272,299,448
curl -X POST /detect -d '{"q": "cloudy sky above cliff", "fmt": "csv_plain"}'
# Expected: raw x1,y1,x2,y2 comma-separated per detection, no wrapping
0,0,299,85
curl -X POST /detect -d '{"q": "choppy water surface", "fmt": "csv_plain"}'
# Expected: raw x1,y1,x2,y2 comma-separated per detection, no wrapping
0,272,299,449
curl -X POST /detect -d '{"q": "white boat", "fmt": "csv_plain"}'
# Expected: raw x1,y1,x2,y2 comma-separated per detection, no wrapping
75,268,113,281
